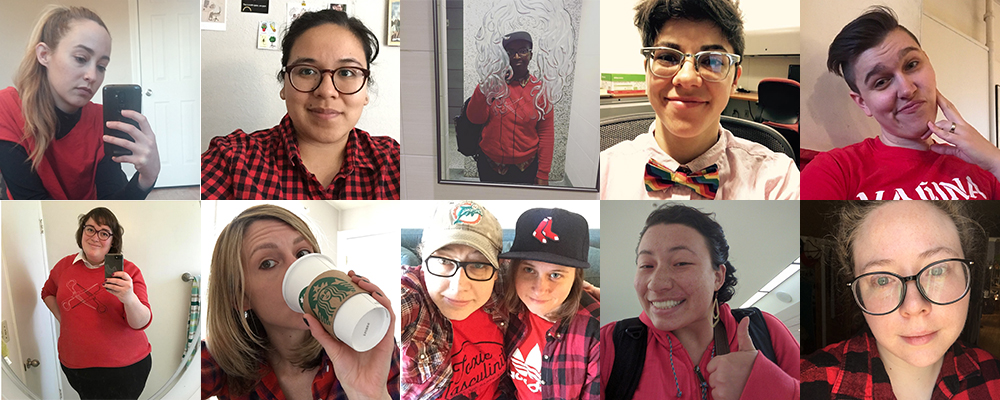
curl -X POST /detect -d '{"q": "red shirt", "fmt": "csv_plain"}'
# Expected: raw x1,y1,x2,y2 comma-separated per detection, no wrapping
802,137,1000,200
511,311,553,400
201,114,400,199
0,87,104,199
40,253,152,368
443,308,505,400
467,77,555,181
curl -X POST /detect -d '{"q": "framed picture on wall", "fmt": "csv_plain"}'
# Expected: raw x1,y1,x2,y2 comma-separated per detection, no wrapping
432,0,598,191
201,0,227,31
387,0,400,46
330,3,349,14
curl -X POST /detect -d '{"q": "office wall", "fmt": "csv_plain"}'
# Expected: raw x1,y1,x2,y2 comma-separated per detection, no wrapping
1,0,135,101
200,0,400,151
400,0,597,199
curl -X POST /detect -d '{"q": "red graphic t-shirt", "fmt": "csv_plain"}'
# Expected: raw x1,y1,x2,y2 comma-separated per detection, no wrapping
511,311,555,400
443,308,505,400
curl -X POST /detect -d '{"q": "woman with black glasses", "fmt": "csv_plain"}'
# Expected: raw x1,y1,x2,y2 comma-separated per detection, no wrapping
201,9,400,199
802,201,1000,399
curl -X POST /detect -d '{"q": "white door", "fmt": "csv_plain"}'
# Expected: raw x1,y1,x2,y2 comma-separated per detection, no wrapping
1,202,61,400
135,0,201,187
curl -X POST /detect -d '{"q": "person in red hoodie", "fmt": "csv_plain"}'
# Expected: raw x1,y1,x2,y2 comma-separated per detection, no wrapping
41,207,152,400
0,5,160,199
467,31,555,186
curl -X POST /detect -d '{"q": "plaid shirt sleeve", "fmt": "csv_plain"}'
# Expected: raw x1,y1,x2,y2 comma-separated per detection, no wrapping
201,341,226,398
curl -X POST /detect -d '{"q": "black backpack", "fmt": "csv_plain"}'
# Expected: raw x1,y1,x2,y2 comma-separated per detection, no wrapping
605,307,778,400
455,97,485,157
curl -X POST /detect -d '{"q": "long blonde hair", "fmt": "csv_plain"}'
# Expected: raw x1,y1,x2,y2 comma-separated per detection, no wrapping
206,204,324,396
13,5,108,170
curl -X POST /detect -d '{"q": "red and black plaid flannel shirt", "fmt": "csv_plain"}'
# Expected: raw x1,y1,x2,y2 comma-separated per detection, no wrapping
200,340,401,400
801,330,1000,399
501,291,601,400
400,265,509,400
201,115,400,199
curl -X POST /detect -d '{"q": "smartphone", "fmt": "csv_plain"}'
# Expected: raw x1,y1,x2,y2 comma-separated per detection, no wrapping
105,253,124,280
102,85,141,157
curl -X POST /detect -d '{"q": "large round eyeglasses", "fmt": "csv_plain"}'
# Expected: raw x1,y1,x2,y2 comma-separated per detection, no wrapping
83,225,113,241
282,64,370,94
640,47,741,82
424,255,497,282
848,258,972,316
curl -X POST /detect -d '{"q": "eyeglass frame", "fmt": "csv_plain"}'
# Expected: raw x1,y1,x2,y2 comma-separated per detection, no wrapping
506,46,532,59
281,63,371,95
423,255,498,282
83,225,113,241
847,258,973,316
640,47,742,82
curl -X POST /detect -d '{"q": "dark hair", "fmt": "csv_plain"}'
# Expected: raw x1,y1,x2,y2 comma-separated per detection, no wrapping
502,259,584,327
276,9,379,83
75,207,124,254
827,6,921,93
633,0,745,57
637,203,738,303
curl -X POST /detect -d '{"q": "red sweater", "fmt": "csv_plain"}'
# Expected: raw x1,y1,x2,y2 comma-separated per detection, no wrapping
41,254,152,368
802,137,1000,200
0,87,105,199
467,77,555,181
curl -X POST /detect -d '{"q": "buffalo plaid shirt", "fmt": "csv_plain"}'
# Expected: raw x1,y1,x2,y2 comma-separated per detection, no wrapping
400,265,509,400
201,115,400,199
801,330,1000,400
501,291,600,400
200,341,401,400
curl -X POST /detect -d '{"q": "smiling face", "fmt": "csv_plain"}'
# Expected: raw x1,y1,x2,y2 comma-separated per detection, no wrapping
36,19,111,114
513,260,575,322
281,23,369,146
240,219,316,331
634,223,724,333
848,29,937,142
81,217,112,265
424,244,496,321
646,19,740,142
505,40,532,79
853,201,968,369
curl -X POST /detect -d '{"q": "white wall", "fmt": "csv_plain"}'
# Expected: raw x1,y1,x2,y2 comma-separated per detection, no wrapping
200,0,400,152
400,0,598,199
1,0,136,100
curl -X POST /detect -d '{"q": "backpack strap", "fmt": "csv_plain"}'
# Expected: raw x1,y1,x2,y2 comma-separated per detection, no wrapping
606,317,647,400
730,307,777,364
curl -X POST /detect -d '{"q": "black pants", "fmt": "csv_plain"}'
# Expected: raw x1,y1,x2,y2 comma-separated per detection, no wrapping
476,154,538,184
62,353,151,400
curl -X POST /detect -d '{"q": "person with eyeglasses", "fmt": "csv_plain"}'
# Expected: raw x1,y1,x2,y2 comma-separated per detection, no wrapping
40,207,153,399
802,6,1000,200
401,201,509,400
599,0,798,200
802,201,1000,399
466,31,555,186
201,9,400,199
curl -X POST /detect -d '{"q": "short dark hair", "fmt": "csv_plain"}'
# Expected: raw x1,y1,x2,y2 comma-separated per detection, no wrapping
827,6,921,93
637,204,738,303
633,0,745,57
276,9,379,83
76,207,124,254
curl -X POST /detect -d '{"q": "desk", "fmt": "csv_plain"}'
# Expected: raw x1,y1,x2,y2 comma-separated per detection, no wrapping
731,91,758,102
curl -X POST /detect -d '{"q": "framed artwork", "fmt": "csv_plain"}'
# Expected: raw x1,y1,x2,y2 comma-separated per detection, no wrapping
330,3,349,14
432,0,598,191
201,0,227,31
387,0,400,46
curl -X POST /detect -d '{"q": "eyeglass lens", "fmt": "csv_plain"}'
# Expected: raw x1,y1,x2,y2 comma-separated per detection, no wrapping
507,47,530,58
425,256,495,281
84,226,112,240
852,259,970,315
287,65,367,94
646,48,734,82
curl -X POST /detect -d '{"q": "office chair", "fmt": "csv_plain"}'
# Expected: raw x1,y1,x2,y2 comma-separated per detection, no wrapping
599,112,656,151
757,78,800,155
720,115,797,164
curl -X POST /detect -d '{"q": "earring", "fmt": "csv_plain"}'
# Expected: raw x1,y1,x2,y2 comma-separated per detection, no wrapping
711,294,721,328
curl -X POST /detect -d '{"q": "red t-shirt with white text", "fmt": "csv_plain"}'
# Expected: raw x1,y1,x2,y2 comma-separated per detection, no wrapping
511,311,555,400
443,308,505,400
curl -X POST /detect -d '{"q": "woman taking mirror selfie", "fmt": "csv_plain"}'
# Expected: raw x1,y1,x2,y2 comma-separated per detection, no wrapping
801,201,1000,399
41,207,152,400
0,5,161,200
202,204,399,399
200,9,400,200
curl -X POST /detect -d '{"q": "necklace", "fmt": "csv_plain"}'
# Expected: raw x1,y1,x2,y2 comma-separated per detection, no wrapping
666,335,715,400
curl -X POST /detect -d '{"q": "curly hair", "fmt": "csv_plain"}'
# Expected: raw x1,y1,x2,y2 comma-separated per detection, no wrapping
637,203,739,303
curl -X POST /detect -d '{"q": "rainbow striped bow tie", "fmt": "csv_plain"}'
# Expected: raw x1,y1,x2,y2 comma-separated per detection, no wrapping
644,159,720,199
